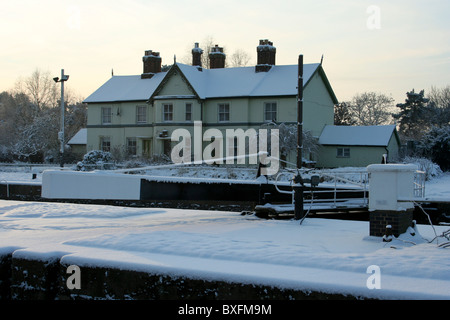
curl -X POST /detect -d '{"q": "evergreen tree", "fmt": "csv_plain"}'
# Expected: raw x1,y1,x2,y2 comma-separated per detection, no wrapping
393,89,432,139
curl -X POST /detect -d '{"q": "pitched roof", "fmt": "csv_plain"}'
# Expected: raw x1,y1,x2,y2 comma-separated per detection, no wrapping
319,125,398,146
68,128,87,145
174,63,321,99
84,62,337,103
84,73,166,103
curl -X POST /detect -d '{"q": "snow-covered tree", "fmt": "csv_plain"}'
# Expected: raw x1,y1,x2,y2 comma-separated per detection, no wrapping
427,85,450,128
0,69,87,162
261,122,319,166
416,125,450,171
334,102,356,126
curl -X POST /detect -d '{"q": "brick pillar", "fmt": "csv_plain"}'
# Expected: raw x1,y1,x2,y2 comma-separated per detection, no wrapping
367,164,417,239
369,209,413,237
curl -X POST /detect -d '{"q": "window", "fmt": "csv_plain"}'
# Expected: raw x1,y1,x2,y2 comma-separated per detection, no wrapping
127,137,137,155
264,102,277,122
218,103,230,122
185,103,192,121
100,136,111,152
337,147,350,158
136,105,147,124
101,107,112,124
163,103,173,122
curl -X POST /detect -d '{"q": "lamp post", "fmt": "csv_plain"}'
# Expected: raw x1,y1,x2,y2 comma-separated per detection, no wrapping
53,69,69,167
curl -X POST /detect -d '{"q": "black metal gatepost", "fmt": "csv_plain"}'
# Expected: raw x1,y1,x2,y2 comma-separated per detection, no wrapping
294,54,305,220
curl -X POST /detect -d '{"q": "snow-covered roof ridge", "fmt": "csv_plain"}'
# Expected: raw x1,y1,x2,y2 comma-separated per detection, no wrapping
319,125,398,146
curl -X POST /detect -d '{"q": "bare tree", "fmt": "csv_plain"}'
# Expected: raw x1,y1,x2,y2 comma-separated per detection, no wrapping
346,92,395,126
427,85,450,128
13,69,59,116
229,49,251,67
182,36,250,69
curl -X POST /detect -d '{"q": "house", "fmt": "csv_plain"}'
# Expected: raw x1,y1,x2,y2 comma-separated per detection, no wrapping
67,128,87,159
83,39,338,167
317,125,401,168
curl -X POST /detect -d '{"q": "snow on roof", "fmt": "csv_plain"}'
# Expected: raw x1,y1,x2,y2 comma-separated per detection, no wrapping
68,128,87,145
177,63,320,99
83,73,167,103
84,63,322,103
319,125,397,146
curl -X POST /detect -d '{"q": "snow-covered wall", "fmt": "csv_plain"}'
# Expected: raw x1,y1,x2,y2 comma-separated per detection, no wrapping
41,170,141,200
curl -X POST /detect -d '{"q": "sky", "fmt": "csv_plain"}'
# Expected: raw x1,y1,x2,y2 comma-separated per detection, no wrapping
1,0,449,104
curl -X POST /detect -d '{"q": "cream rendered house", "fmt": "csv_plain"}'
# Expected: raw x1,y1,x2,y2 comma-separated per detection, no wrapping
84,40,338,166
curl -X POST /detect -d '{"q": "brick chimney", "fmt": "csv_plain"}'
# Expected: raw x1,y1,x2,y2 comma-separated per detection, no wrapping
209,45,226,69
142,50,162,79
256,39,276,72
192,42,203,68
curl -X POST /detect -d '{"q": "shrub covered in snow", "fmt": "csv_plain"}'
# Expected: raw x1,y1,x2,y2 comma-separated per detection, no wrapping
76,150,115,171
401,156,442,180
416,125,450,171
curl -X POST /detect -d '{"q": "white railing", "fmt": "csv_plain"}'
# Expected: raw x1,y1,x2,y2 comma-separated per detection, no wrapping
273,169,369,209
414,170,426,198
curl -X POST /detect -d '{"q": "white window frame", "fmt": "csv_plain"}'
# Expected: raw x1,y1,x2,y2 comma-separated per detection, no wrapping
100,136,111,152
264,102,277,122
101,107,112,125
218,103,230,122
163,103,173,122
136,105,147,124
185,103,192,122
337,147,350,158
127,137,137,155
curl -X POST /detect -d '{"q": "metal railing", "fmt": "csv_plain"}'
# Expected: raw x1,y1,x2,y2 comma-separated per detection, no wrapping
273,169,369,210
414,170,426,198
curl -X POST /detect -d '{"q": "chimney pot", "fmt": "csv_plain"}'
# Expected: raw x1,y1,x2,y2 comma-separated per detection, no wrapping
142,49,162,79
209,44,226,69
192,42,204,68
256,39,276,72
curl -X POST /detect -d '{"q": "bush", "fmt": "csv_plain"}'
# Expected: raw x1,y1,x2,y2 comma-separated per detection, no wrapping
416,125,450,171
401,156,442,180
76,150,115,171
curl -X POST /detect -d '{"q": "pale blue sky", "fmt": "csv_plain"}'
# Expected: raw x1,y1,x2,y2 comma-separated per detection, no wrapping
1,0,449,103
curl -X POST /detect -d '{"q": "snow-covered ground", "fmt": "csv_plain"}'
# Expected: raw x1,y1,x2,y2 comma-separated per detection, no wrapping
1,165,449,300
0,199,449,300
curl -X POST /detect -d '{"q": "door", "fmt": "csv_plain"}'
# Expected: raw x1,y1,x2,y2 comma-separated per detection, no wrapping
142,139,151,158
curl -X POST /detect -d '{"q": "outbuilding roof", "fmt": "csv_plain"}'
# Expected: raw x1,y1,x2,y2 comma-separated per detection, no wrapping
318,125,398,146
68,128,87,145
